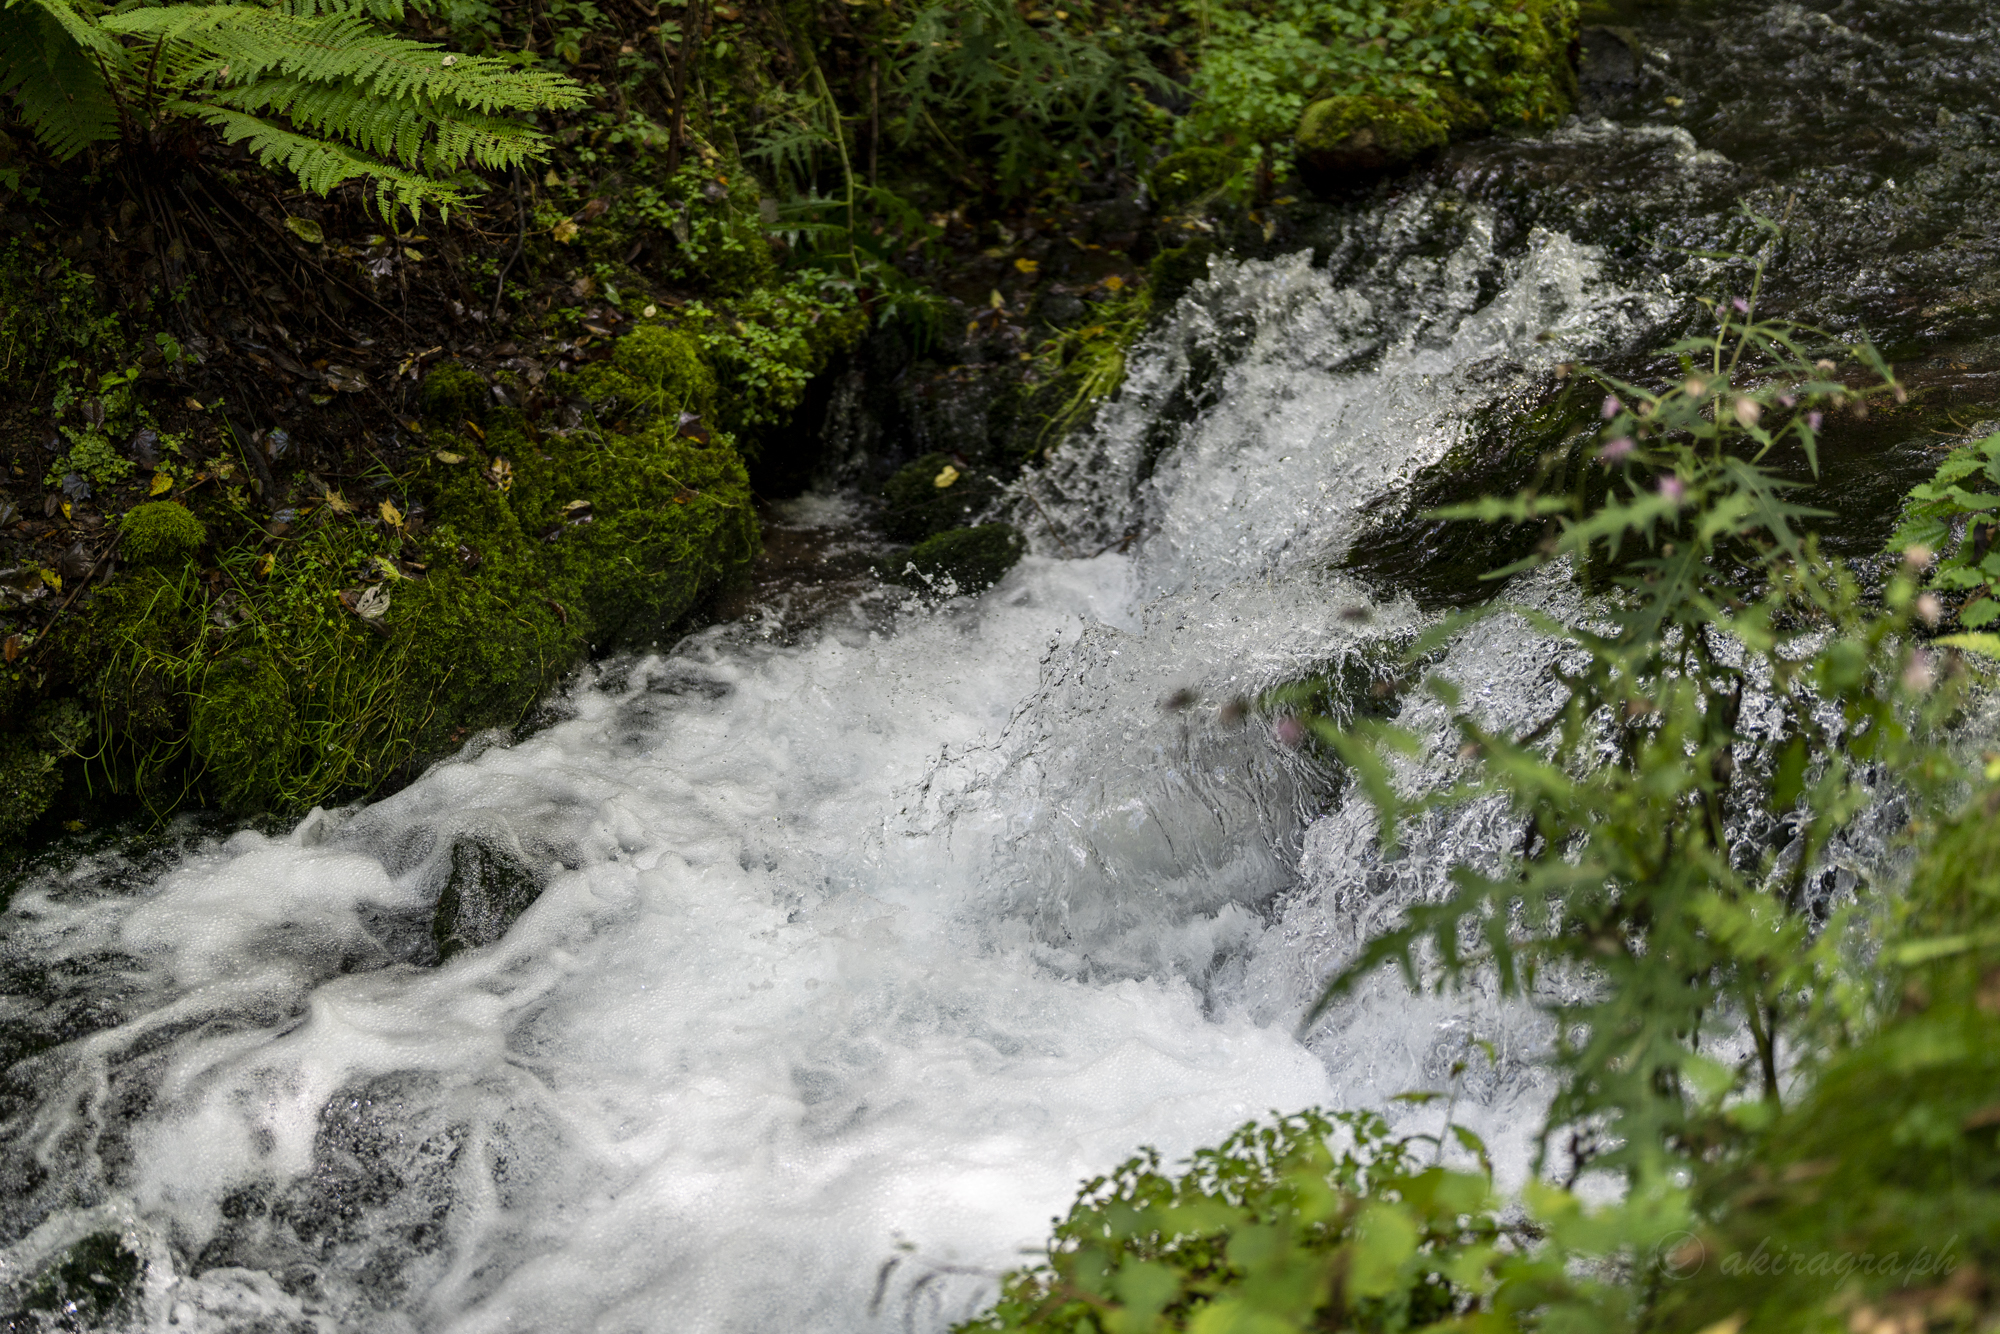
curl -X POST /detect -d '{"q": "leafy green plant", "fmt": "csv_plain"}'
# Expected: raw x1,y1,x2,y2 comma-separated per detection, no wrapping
957,1108,1686,1334
1,0,586,216
1891,426,2000,635
895,0,1168,195
1290,234,1953,1184
1183,0,1575,183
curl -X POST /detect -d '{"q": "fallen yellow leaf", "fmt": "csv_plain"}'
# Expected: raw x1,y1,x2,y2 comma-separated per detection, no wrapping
323,488,351,514
989,289,1005,310
435,451,465,465
1014,257,1039,275
553,218,580,244
1102,274,1125,291
254,553,275,577
38,568,60,591
379,498,404,527
933,465,960,489
149,471,174,496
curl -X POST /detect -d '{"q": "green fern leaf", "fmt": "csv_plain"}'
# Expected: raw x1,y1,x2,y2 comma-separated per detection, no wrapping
0,0,123,159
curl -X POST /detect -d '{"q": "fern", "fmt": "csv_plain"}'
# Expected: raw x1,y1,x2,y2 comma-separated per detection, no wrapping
0,0,584,218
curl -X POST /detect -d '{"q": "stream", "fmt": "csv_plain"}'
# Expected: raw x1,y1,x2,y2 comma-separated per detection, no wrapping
6,1,2000,1329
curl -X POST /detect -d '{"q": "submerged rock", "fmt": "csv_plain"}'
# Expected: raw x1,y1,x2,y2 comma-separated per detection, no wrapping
431,835,544,962
2,1231,142,1328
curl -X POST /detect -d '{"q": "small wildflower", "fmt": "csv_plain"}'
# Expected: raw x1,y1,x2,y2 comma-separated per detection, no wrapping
1814,358,1838,374
1601,395,1622,419
1916,593,1943,627
1778,393,1796,408
1274,717,1306,748
1734,397,1762,427
1733,296,1750,314
1684,376,1707,398
1806,411,1823,431
1903,544,1934,569
1902,649,1936,695
1598,436,1635,463
1660,475,1686,505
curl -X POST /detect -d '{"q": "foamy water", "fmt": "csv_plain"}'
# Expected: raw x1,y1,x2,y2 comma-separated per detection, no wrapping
0,195,1675,1332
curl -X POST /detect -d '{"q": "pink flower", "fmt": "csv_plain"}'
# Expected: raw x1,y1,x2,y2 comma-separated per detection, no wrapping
1778,394,1796,408
1733,296,1750,314
1659,476,1686,504
1602,395,1622,419
1901,650,1935,695
1806,411,1823,430
1598,436,1635,463
1274,717,1306,748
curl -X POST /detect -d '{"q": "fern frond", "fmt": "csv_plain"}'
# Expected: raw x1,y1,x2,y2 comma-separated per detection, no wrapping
105,8,585,115
181,101,472,214
207,75,549,172
0,0,123,158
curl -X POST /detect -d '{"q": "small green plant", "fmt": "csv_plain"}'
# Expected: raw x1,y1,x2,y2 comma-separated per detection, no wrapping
1,0,587,216
1891,426,2000,632
895,0,1168,196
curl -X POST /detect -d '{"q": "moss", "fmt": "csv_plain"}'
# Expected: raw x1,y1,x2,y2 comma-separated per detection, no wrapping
119,501,206,568
419,360,491,427
0,733,62,843
882,453,1006,542
1428,83,1493,136
563,324,717,427
189,652,298,810
1149,147,1239,210
898,523,1026,595
1295,95,1450,176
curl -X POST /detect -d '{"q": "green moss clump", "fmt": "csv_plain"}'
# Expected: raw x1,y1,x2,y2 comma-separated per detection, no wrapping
190,652,298,810
899,524,1026,595
419,360,491,427
1149,147,1239,210
563,324,717,427
119,501,206,567
1295,96,1449,175
883,454,1006,542
0,735,63,843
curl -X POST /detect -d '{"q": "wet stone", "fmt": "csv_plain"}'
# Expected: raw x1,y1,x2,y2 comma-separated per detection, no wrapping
429,836,544,963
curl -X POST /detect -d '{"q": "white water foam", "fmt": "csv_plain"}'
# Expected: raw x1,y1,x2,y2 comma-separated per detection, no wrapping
0,204,1671,1332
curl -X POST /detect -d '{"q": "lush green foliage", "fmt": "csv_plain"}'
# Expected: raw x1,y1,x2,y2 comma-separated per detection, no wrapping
1182,0,1575,185
1891,426,2000,635
1,0,584,214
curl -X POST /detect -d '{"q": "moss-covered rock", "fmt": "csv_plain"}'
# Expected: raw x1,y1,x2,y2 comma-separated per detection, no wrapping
1295,96,1450,177
563,324,717,427
419,360,491,427
898,523,1027,595
882,453,1006,543
118,501,205,568
1149,148,1239,211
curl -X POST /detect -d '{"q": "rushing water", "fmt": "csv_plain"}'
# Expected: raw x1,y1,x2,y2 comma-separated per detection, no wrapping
9,1,2000,1327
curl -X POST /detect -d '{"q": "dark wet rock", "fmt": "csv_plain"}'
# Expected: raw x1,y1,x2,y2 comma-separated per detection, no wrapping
894,523,1026,595
430,835,543,962
1,1231,142,1331
882,453,1005,542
